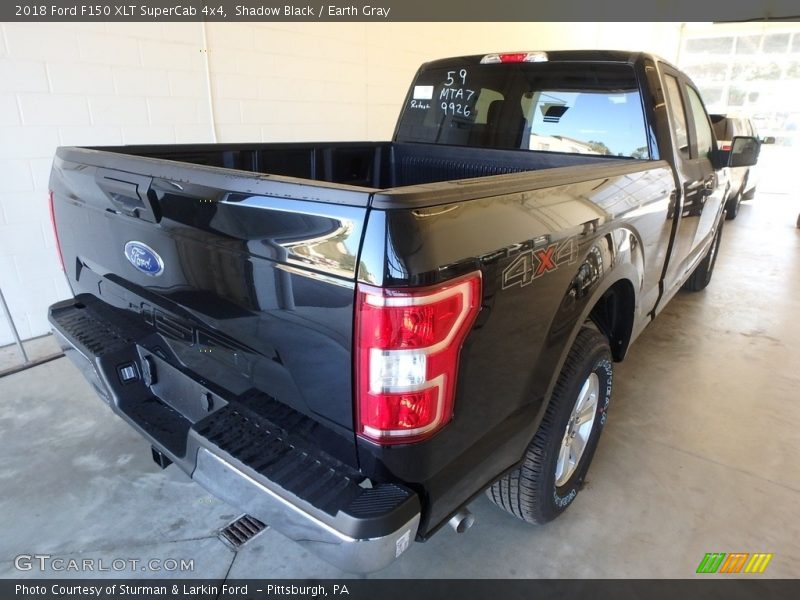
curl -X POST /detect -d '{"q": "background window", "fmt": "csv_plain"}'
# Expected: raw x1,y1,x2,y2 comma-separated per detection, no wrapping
680,26,800,146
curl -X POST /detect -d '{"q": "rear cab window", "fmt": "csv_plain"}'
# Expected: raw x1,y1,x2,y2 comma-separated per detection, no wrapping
395,60,650,159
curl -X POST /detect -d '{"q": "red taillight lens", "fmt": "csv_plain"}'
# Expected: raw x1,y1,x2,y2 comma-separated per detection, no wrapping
48,190,65,271
361,387,440,433
499,53,528,63
359,293,463,350
721,143,732,151
355,272,482,444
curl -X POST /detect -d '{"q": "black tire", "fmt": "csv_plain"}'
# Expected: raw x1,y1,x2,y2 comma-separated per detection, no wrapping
487,328,612,524
740,171,755,201
682,216,724,292
725,188,742,220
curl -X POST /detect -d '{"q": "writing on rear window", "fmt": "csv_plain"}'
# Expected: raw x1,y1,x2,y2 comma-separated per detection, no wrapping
439,69,476,116
396,62,649,159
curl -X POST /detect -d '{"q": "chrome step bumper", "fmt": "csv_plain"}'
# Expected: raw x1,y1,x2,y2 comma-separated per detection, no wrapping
193,449,419,573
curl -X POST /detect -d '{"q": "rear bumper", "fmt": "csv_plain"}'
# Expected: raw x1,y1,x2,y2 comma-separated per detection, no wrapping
193,449,418,573
49,297,420,573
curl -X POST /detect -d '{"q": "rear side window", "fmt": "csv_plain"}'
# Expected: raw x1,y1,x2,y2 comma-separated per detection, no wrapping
686,86,714,160
395,62,649,159
663,75,690,158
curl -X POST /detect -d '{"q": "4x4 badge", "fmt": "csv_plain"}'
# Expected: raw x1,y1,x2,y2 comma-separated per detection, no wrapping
502,239,577,289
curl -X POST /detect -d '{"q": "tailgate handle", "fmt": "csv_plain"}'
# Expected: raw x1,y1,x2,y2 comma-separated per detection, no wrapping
96,168,160,223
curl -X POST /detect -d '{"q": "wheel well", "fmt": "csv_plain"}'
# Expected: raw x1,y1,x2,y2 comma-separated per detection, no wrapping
588,279,635,361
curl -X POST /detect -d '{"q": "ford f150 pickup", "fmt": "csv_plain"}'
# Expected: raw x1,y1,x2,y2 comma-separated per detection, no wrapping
47,50,761,573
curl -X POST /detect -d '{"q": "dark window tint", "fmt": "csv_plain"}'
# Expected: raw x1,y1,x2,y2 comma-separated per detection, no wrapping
395,62,649,159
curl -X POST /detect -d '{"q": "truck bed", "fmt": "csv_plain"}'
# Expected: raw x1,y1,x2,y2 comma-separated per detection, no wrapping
78,141,626,196
49,140,657,470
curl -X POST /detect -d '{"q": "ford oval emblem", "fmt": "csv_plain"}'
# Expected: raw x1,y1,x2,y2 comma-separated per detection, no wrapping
124,241,164,276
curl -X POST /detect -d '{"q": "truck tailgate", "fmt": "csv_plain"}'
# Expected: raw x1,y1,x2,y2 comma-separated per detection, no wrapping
49,147,373,467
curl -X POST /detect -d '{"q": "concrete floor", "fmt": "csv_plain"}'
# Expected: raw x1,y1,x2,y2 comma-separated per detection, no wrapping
0,334,62,374
1,156,799,579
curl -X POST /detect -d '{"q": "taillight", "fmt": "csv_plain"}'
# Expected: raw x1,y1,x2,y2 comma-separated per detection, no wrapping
355,272,482,444
48,190,65,271
720,143,732,151
480,52,548,64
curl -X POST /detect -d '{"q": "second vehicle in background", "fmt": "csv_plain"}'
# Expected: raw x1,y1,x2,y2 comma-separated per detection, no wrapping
711,114,773,219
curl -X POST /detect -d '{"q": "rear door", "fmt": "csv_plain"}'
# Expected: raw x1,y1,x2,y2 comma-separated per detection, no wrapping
659,65,721,293
683,84,724,250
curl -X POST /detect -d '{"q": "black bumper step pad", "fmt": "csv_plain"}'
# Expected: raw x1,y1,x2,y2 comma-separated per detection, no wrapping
50,299,190,456
50,298,153,358
193,405,414,521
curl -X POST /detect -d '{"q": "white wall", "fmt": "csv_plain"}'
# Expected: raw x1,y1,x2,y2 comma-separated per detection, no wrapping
0,21,683,345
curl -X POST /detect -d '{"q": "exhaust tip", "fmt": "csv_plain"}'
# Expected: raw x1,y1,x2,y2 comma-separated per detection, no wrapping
448,509,475,533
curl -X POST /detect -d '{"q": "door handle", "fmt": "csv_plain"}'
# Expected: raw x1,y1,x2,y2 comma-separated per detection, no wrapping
686,179,714,200
702,176,716,196
95,168,159,223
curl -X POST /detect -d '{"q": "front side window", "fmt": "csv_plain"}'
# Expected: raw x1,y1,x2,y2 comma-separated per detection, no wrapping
395,62,649,159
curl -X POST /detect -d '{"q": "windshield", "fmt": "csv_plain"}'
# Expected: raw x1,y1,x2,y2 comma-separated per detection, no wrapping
395,61,649,159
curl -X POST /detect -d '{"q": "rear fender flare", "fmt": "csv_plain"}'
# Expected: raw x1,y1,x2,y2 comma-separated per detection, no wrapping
531,228,642,431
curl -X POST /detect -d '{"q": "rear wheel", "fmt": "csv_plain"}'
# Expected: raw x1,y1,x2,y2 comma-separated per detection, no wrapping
683,217,724,292
487,327,612,524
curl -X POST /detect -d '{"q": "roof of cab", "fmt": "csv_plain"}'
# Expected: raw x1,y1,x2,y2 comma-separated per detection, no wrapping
420,50,648,70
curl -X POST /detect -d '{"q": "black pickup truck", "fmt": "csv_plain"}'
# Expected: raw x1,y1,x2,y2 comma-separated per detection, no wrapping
47,50,760,573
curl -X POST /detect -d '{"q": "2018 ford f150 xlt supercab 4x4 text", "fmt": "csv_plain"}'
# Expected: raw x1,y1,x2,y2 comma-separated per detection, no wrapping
47,50,761,573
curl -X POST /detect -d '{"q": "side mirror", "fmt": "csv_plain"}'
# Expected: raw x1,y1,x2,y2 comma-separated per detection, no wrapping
729,136,760,168
761,136,776,145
